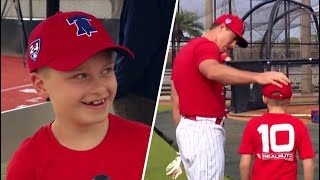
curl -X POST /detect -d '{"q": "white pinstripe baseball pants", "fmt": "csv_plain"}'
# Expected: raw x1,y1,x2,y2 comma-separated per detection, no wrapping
176,116,226,180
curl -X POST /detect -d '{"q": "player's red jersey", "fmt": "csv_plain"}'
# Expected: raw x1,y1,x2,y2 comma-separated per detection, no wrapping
238,113,315,180
6,113,151,180
171,37,226,117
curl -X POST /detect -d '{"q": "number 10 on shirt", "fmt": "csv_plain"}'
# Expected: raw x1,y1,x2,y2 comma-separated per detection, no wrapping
257,124,294,152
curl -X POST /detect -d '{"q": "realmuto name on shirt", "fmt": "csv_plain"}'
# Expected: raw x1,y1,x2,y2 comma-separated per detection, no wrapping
257,152,294,161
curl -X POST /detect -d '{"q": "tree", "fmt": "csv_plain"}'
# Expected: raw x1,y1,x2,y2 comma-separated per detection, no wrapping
173,10,204,45
280,37,300,43
311,34,318,43
289,37,300,43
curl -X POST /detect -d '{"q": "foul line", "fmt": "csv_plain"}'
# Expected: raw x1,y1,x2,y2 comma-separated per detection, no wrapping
1,84,33,93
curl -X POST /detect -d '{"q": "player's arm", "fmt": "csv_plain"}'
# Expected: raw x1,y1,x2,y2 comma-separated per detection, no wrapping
297,123,316,180
171,80,180,127
198,60,290,87
302,158,314,180
239,154,252,180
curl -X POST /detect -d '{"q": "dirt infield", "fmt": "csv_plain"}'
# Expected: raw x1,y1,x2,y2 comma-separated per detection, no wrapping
1,56,46,111
228,104,318,124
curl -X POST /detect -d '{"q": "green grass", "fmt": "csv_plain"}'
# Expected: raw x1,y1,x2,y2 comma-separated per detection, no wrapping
144,133,233,180
144,133,188,180
1,162,8,180
157,105,172,113
149,105,234,180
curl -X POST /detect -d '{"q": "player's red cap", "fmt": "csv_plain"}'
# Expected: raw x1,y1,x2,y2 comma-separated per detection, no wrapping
262,82,293,100
215,14,248,48
27,11,134,72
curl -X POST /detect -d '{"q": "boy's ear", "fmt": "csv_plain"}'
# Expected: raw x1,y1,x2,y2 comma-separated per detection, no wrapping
29,72,49,99
289,96,293,102
262,95,267,104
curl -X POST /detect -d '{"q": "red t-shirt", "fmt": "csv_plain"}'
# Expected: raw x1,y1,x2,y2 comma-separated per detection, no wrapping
6,113,151,180
238,113,315,180
172,37,225,117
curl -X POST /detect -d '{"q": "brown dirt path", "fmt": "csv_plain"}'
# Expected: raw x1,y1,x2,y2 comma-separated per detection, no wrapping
158,100,319,125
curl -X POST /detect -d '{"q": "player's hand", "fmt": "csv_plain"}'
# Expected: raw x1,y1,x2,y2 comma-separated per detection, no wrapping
256,71,290,87
166,153,183,179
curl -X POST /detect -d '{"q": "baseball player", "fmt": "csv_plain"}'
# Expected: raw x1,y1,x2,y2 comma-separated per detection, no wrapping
238,82,315,180
6,11,150,180
170,14,290,180
165,52,232,180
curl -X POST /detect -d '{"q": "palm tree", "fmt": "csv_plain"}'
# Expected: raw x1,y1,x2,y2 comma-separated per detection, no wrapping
173,10,204,49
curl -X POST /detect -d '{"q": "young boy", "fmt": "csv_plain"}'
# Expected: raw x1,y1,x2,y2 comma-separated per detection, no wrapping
238,82,315,180
6,11,151,180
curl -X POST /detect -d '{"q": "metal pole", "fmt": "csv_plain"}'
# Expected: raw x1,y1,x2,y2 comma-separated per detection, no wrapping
14,0,28,67
172,1,179,64
213,0,216,20
206,0,213,30
286,63,289,78
29,0,32,20
266,0,283,60
287,1,291,59
1,0,9,19
171,32,176,64
229,0,233,59
284,0,289,59
250,0,253,60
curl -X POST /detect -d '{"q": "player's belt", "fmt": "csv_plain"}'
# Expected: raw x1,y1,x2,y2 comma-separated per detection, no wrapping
183,115,224,126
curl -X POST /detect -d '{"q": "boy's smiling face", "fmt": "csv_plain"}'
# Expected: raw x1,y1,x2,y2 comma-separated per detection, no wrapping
30,50,117,126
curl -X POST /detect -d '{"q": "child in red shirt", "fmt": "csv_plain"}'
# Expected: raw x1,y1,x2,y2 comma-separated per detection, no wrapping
6,11,151,180
238,82,315,180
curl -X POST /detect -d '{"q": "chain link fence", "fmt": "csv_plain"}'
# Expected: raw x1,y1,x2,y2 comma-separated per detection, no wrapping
1,0,121,20
1,0,123,57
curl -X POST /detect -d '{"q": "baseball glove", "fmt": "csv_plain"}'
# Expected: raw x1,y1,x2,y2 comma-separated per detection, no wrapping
165,152,184,179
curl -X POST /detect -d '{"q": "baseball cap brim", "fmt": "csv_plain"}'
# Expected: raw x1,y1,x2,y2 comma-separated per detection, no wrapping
234,32,248,48
47,42,134,72
223,23,248,48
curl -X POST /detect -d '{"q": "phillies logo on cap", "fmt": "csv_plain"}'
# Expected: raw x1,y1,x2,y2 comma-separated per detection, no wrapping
67,15,97,37
225,18,232,24
29,38,41,62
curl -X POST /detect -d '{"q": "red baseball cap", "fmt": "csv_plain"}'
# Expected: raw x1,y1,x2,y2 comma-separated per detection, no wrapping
262,82,293,100
215,14,248,48
27,11,134,72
